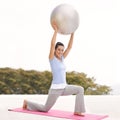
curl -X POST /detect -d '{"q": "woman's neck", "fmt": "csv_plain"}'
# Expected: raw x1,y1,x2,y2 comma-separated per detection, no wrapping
55,55,62,61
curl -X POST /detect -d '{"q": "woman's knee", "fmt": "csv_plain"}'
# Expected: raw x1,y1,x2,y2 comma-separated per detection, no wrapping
41,107,50,112
42,109,49,112
77,86,84,94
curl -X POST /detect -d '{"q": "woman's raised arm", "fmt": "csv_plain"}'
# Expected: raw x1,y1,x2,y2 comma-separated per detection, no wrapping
63,33,74,58
49,23,58,60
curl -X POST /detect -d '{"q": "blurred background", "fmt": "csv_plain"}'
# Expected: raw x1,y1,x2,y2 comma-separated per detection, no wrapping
0,0,119,94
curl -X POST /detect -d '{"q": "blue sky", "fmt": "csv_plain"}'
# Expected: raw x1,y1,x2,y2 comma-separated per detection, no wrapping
0,0,120,89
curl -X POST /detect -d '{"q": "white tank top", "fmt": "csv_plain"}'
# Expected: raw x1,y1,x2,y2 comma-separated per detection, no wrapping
49,56,67,89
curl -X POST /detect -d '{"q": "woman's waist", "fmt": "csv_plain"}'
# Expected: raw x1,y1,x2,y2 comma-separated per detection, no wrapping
52,78,66,84
50,83,67,89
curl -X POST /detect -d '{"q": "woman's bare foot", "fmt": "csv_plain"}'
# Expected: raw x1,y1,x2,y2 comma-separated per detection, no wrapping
23,100,27,110
74,112,85,116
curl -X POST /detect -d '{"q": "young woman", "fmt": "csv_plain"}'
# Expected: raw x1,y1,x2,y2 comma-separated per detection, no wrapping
23,23,86,116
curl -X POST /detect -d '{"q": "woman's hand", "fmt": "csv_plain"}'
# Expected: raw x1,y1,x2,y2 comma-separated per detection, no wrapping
52,21,58,32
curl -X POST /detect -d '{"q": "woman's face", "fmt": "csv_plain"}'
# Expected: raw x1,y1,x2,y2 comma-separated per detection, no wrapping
55,45,64,59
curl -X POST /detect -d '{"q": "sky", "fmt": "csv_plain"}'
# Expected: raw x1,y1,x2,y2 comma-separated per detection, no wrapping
0,0,120,89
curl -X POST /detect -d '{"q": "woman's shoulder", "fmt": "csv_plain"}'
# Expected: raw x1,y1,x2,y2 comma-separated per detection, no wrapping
49,56,55,62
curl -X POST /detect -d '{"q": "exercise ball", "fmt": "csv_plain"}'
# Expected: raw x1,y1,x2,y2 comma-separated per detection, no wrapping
50,4,79,35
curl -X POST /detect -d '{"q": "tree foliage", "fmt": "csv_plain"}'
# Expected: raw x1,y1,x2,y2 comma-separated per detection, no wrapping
0,67,112,95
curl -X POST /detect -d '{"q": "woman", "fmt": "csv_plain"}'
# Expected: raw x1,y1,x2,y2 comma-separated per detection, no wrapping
23,23,86,116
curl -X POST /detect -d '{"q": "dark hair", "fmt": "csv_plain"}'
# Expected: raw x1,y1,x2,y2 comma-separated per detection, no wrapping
55,42,64,50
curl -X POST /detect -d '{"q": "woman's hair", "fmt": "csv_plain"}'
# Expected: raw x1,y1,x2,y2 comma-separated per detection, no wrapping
55,42,64,50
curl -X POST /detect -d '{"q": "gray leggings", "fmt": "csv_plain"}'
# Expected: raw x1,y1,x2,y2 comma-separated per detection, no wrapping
26,85,85,113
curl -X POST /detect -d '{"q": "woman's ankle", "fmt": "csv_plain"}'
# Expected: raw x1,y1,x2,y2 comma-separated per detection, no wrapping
23,100,27,109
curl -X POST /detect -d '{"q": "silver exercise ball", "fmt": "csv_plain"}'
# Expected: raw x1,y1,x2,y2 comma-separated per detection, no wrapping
50,4,79,35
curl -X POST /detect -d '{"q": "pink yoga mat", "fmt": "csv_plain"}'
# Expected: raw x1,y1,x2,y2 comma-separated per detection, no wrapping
9,108,108,120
